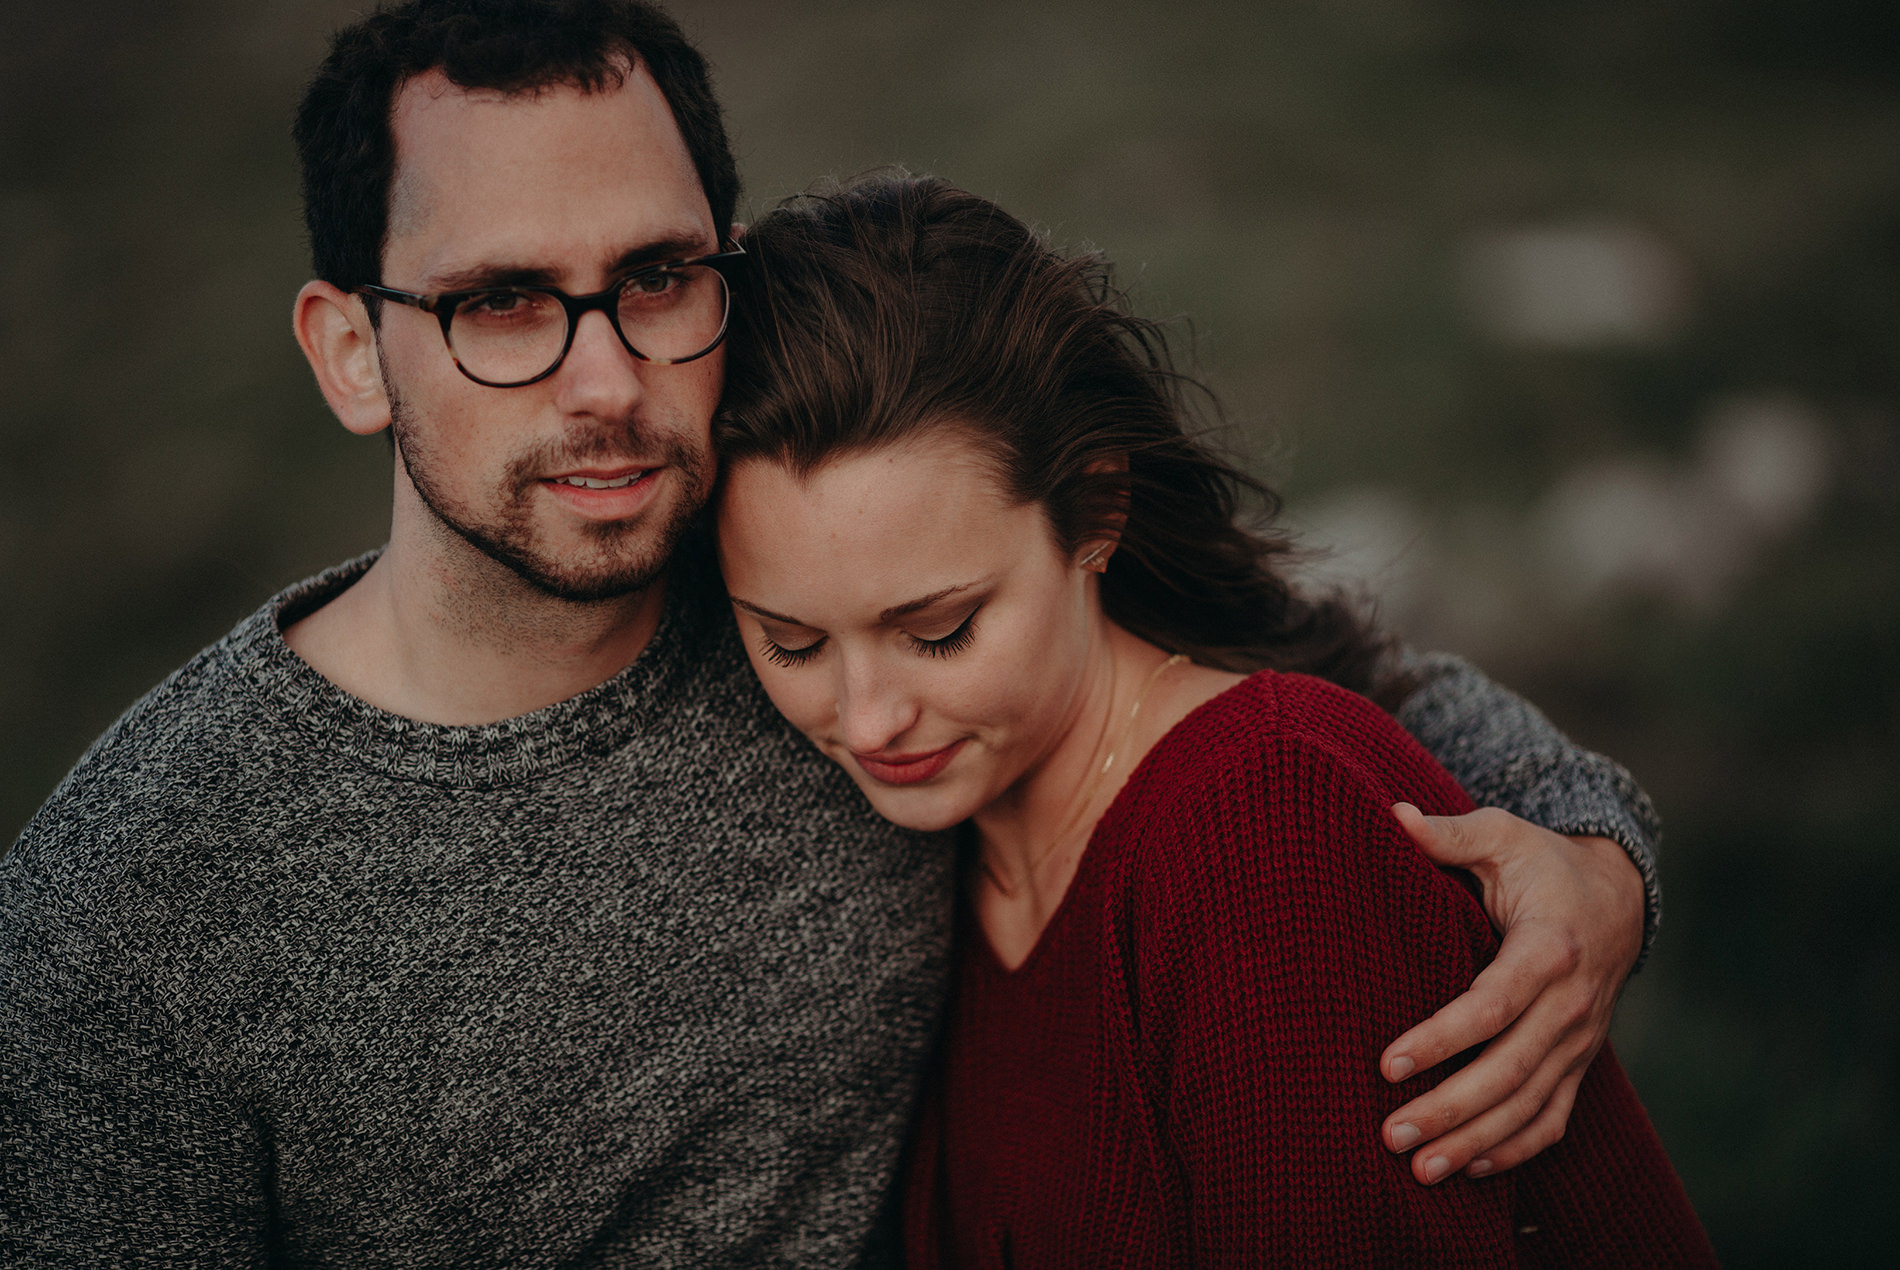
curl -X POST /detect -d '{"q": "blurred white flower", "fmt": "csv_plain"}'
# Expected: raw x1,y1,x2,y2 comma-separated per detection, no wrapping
1537,395,1833,611
1462,221,1691,348
1696,394,1832,535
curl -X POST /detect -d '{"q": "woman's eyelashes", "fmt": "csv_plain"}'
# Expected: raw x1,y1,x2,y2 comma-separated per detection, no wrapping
760,634,825,669
757,605,983,668
908,606,981,658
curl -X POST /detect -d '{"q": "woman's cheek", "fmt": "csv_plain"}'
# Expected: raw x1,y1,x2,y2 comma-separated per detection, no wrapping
746,648,823,742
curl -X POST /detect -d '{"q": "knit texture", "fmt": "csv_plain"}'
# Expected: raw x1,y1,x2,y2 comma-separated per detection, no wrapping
1,541,1664,1264
0,537,953,1268
1396,650,1664,966
902,671,1714,1268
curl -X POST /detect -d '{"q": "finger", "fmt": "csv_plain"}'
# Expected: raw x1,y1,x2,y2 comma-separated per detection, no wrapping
1394,1041,1580,1184
1464,1070,1584,1178
1381,932,1553,1081
1382,997,1588,1158
1390,802,1512,869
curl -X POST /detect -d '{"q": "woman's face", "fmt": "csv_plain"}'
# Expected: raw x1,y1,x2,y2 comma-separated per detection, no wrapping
715,432,1104,832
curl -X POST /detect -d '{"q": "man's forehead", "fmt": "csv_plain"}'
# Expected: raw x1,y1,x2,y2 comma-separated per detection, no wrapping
384,62,710,278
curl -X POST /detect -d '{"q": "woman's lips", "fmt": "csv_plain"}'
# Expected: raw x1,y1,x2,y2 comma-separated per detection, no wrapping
852,739,967,786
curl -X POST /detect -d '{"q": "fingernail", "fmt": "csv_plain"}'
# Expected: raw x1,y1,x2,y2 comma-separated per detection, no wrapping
1388,1122,1420,1151
1467,1159,1493,1178
1422,1156,1451,1184
1388,1056,1415,1081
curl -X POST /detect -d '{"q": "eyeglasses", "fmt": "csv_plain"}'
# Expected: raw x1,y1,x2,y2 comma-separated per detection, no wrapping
357,242,746,388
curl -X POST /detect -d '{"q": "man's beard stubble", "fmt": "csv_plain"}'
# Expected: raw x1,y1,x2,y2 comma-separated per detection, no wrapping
385,373,712,604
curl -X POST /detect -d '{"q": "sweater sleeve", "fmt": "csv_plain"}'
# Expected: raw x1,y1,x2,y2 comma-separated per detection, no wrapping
1135,699,1517,1266
1392,647,1664,967
1130,675,1713,1267
0,858,273,1267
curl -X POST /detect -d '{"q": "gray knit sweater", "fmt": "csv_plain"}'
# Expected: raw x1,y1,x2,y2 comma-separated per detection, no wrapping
0,540,1658,1267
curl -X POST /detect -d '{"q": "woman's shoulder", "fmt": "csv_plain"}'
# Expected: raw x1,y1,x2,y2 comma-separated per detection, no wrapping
1098,667,1497,1043
1094,668,1478,929
1133,668,1471,818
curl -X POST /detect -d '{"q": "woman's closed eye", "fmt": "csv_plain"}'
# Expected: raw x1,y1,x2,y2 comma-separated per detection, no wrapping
760,633,825,669
756,604,982,669
908,606,980,659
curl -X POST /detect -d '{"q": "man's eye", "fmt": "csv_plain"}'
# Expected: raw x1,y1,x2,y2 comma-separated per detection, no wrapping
456,290,556,327
470,290,527,313
626,270,680,297
761,635,825,669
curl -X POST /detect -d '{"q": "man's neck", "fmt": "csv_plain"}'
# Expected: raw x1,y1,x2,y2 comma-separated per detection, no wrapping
282,529,669,727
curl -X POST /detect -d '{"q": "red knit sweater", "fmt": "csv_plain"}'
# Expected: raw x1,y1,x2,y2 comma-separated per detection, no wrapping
901,671,1716,1268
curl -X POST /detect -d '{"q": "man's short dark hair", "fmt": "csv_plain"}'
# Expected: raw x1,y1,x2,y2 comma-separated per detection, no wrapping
293,0,740,292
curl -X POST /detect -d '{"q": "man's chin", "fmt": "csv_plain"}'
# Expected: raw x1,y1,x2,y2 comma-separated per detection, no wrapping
510,559,668,603
447,514,686,603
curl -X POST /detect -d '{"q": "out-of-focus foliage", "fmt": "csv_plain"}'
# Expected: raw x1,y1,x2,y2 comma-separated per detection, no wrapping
3,1,1893,1260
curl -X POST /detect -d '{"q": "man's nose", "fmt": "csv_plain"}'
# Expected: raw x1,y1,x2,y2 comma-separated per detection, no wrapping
835,659,922,756
552,309,647,418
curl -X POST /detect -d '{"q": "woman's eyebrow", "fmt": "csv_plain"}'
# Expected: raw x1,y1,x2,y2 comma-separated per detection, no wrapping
730,583,981,629
729,597,808,626
879,582,979,624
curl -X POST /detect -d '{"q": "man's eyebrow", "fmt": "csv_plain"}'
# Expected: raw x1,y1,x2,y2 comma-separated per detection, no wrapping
426,262,562,292
605,233,723,275
423,234,719,294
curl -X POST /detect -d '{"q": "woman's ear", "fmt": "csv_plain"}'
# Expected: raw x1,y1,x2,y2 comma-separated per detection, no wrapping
1075,455,1131,572
293,281,392,437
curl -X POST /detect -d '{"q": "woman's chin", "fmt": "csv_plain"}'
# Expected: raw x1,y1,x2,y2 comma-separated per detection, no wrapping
851,778,975,834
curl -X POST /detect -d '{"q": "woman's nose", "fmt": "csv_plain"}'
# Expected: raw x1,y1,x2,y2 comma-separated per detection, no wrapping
835,661,921,756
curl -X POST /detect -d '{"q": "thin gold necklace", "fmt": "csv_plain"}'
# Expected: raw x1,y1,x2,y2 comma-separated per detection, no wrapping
980,653,1188,898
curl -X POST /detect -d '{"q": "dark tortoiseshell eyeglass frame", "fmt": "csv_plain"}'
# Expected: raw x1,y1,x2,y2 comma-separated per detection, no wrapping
356,240,747,388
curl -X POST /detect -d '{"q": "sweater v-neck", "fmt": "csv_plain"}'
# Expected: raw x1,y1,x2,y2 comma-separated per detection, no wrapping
966,671,1259,981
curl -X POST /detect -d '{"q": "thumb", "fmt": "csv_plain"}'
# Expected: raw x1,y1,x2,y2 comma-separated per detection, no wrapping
1391,802,1485,867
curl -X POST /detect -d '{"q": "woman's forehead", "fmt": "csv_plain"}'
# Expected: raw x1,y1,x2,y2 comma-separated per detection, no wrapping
717,442,1047,604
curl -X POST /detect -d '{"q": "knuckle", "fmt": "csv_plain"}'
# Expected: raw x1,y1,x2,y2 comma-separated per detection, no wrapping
1477,994,1518,1038
1549,931,1584,977
1503,1048,1540,1092
1556,992,1595,1033
1420,1097,1463,1135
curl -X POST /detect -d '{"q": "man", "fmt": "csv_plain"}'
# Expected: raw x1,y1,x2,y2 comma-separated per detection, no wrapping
0,1,1657,1264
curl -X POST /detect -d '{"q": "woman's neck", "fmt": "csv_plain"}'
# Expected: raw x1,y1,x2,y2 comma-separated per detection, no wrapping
971,623,1242,969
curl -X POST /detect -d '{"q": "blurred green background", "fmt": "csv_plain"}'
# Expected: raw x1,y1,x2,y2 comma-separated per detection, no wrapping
3,1,1894,1260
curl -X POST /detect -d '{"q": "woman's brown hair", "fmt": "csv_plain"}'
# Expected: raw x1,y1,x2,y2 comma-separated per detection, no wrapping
717,173,1404,704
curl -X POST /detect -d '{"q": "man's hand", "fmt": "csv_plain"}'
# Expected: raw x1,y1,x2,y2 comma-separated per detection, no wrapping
1379,803,1645,1184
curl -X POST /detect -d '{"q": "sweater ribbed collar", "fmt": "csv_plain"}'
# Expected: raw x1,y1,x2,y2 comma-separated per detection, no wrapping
226,534,720,790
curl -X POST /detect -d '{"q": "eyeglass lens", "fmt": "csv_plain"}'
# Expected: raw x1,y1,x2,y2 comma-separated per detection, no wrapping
445,265,729,384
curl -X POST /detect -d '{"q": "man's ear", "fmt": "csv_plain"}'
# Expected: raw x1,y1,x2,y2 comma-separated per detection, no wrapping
293,281,392,436
728,221,745,243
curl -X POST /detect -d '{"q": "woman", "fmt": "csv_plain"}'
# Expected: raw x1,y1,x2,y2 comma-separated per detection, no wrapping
713,175,1715,1267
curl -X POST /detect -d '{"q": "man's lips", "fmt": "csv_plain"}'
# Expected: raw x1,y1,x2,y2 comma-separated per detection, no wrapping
538,465,663,518
852,739,967,786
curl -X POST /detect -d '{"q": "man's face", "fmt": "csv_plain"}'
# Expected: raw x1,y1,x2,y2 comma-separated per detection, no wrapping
374,64,722,601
